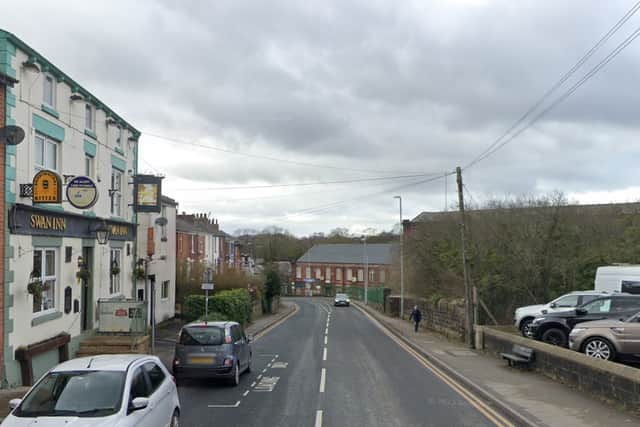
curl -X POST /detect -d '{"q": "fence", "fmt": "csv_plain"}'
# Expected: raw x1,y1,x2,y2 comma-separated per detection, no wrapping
345,286,389,308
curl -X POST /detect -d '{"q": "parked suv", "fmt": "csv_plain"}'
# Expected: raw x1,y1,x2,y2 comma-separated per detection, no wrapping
514,291,610,337
569,312,640,361
527,295,640,347
173,321,252,386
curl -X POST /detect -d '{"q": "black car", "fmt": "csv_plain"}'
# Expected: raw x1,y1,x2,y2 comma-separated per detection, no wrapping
528,294,640,347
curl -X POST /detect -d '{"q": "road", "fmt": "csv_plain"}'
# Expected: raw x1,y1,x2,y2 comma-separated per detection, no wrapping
177,298,509,427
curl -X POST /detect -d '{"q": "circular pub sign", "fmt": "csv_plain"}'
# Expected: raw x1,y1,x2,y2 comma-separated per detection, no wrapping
66,176,98,209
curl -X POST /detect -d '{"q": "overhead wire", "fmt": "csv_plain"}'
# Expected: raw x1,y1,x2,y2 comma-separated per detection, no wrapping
464,1,640,170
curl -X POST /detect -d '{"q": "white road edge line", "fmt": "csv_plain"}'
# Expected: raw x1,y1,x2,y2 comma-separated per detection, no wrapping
315,410,323,427
257,374,263,380
251,382,256,387
325,328,328,334
324,336,328,345
323,347,327,361
262,368,267,373
319,368,326,393
243,390,249,397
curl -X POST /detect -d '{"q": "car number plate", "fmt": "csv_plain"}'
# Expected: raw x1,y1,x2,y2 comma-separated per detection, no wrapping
189,356,214,364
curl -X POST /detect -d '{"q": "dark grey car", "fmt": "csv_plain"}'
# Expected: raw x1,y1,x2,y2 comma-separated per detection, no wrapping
172,321,252,386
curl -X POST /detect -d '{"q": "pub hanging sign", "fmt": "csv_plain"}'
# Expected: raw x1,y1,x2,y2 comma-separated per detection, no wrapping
133,174,163,213
32,170,63,203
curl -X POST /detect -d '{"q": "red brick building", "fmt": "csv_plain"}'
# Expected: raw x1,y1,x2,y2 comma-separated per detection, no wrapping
292,244,395,296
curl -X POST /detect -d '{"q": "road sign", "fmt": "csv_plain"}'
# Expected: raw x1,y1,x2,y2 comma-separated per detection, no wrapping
202,283,214,291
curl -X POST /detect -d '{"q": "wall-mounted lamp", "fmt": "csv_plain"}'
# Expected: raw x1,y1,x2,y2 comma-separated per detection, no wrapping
94,220,110,245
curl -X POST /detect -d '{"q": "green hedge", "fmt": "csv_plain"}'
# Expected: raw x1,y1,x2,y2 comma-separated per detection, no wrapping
183,289,252,324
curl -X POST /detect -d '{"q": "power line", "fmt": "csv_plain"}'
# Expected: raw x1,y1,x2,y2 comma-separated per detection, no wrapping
143,131,425,175
174,172,443,191
465,1,640,170
471,25,640,167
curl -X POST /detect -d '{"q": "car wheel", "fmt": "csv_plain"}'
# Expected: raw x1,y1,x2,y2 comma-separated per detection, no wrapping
583,337,616,361
541,328,568,347
520,318,534,337
170,410,180,427
230,363,240,386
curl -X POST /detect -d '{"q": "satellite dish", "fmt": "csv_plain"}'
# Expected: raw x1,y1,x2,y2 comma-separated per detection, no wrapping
0,126,25,145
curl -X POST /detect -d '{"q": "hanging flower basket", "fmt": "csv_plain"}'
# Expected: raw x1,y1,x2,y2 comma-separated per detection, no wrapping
27,280,43,296
133,267,146,281
76,268,91,282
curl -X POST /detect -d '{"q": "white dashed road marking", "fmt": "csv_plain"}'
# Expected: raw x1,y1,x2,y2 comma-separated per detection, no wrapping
324,336,328,345
208,401,240,408
243,390,249,397
323,347,327,361
315,410,323,427
319,368,326,393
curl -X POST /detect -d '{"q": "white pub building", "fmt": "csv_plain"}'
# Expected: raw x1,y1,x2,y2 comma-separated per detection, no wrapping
1,30,140,386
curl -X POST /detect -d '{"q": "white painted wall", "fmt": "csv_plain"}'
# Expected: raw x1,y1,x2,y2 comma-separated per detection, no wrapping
6,45,138,385
136,200,177,323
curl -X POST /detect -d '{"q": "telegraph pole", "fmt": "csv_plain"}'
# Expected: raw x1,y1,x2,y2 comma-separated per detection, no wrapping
456,167,474,349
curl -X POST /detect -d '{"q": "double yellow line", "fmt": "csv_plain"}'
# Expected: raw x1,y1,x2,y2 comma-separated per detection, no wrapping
357,306,516,427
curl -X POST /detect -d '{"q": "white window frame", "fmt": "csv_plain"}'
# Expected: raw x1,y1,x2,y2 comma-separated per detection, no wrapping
43,73,56,108
34,134,58,172
85,104,94,131
161,280,170,300
336,268,342,281
315,267,322,278
357,269,364,282
32,248,57,316
346,269,353,281
325,267,331,280
110,169,123,217
296,266,301,279
305,267,311,279
85,154,94,178
110,248,121,295
369,269,375,282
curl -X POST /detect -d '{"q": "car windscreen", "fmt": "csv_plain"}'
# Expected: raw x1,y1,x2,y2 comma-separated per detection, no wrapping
14,370,125,417
180,326,225,346
336,294,348,299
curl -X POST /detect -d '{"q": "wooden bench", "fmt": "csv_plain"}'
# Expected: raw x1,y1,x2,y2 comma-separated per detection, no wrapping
501,344,535,368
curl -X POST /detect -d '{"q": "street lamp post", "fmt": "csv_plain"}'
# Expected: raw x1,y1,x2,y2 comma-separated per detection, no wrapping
394,196,404,319
362,235,368,305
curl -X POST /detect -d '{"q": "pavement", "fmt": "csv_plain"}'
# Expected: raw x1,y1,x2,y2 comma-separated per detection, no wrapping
354,301,640,427
172,297,512,427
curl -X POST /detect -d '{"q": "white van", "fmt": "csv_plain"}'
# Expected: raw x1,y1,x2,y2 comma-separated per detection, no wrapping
594,266,640,294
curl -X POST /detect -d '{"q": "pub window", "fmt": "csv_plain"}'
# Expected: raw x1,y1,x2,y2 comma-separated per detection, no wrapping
34,134,58,172
110,168,123,217
110,248,121,294
161,280,170,299
43,73,56,108
32,248,57,314
85,154,94,178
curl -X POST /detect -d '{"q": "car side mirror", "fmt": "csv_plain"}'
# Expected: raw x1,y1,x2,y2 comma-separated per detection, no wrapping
549,303,557,308
8,399,21,410
575,308,587,315
130,397,149,412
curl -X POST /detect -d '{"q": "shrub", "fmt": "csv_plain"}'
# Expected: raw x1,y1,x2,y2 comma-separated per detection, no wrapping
183,289,252,325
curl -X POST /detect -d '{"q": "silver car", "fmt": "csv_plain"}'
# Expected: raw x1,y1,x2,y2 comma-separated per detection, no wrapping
172,321,252,386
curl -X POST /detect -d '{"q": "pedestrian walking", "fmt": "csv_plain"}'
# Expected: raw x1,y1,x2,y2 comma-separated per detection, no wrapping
409,305,422,332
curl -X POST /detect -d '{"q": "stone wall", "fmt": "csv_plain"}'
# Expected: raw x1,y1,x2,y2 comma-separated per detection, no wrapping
386,295,466,341
480,326,640,414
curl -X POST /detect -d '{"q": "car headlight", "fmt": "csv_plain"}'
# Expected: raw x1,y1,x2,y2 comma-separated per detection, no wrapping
570,328,586,335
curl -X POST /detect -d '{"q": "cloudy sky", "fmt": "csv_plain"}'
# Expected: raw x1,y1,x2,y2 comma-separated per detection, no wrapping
4,1,640,235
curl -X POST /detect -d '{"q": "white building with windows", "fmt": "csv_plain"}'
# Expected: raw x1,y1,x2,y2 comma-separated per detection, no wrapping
1,30,140,386
136,196,178,324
